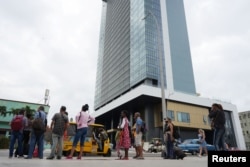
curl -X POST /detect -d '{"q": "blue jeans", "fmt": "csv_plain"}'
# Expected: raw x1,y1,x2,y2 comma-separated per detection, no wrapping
27,131,44,158
9,131,23,157
166,134,174,158
213,128,226,151
73,127,88,147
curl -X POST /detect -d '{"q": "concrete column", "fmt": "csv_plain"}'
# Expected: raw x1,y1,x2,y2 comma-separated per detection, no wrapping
144,104,155,142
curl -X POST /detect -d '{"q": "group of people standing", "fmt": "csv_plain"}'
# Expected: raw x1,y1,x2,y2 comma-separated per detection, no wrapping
9,106,47,159
9,102,227,160
9,104,95,160
46,103,95,160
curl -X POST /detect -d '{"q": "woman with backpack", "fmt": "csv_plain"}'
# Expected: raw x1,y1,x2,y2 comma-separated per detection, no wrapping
9,109,28,158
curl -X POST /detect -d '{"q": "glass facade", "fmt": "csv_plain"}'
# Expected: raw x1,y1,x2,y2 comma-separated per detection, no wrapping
95,0,196,110
94,0,131,109
165,0,196,93
130,0,166,87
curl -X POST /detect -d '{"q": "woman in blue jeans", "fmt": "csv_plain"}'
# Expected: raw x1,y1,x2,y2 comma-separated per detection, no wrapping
209,103,226,151
66,104,95,160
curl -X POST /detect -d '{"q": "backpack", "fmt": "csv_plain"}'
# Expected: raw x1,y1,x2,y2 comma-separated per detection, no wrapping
11,115,23,131
141,121,147,133
32,112,45,132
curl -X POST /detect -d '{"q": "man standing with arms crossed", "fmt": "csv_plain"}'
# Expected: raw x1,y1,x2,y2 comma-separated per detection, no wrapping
47,106,69,160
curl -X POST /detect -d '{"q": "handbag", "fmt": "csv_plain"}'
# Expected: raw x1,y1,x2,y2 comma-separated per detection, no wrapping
210,119,215,129
210,112,218,129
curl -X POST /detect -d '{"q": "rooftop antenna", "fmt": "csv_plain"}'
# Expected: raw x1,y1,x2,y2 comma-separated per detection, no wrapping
44,89,50,105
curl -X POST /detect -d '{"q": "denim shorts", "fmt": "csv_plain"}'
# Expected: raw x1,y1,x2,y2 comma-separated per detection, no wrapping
73,127,88,147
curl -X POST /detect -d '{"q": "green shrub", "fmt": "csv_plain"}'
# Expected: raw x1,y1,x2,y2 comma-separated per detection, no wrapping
0,136,10,149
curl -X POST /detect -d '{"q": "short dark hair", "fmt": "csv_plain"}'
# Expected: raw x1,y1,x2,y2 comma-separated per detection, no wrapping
26,113,32,119
19,109,25,115
122,110,129,117
39,106,44,111
60,106,66,112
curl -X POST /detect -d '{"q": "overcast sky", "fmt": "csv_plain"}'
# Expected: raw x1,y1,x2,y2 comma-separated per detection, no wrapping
0,0,249,121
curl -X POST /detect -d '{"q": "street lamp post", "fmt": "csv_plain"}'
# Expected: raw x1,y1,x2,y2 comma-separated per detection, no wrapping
143,11,167,128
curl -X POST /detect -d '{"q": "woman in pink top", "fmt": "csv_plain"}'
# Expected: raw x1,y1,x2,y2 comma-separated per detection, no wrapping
66,104,95,159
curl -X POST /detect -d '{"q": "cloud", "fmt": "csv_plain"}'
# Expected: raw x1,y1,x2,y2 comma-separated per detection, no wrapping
184,0,250,111
0,0,102,120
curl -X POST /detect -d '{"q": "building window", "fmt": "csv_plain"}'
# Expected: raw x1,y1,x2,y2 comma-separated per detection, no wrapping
177,112,190,123
243,114,246,119
203,115,208,125
166,110,175,121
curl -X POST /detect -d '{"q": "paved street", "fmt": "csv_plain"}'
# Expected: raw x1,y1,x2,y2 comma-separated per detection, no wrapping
0,149,207,167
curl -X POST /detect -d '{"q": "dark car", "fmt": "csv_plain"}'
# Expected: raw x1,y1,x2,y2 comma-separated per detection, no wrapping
178,139,215,155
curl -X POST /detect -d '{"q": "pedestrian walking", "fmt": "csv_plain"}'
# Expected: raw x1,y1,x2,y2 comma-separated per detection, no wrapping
198,129,208,157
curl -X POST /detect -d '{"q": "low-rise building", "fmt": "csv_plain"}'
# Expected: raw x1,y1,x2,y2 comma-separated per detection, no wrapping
0,98,50,137
239,111,250,150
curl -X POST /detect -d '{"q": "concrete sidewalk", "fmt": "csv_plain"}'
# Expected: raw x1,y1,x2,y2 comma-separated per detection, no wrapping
0,149,207,167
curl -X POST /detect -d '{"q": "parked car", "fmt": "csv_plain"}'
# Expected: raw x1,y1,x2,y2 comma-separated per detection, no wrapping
178,139,215,155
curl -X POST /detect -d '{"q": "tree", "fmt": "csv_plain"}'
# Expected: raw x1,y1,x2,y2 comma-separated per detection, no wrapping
0,105,36,117
0,106,9,117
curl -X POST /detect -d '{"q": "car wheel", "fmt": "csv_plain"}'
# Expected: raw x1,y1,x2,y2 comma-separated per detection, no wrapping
191,150,196,155
161,150,166,158
103,148,111,157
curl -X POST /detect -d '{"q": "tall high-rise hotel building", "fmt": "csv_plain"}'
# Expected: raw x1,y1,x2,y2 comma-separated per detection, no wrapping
93,0,245,149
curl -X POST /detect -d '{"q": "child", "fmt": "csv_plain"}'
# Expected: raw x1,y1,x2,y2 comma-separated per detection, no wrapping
115,129,122,159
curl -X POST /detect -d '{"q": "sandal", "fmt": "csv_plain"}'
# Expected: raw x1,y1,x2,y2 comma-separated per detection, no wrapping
133,155,139,159
121,157,129,160
66,156,73,159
